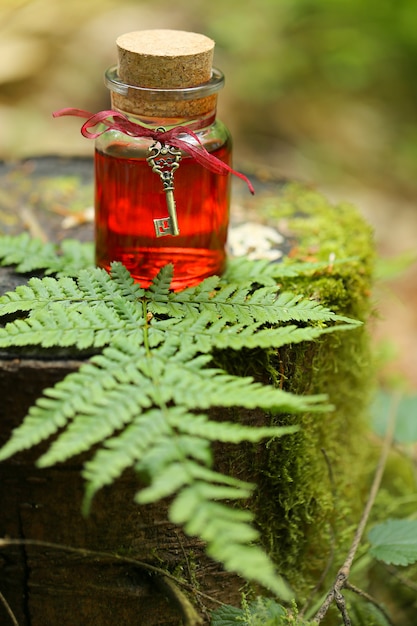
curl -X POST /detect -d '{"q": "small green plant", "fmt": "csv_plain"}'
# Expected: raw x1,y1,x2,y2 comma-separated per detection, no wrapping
208,390,417,626
368,518,417,567
0,235,361,600
211,596,290,625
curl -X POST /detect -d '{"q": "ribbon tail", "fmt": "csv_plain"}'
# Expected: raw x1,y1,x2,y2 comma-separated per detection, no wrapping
53,108,108,138
169,136,255,195
228,169,255,195
52,108,93,120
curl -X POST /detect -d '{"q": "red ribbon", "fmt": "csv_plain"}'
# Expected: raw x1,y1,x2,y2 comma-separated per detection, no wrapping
53,108,254,194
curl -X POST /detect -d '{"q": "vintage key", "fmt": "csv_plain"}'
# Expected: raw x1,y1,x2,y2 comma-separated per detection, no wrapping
147,130,182,237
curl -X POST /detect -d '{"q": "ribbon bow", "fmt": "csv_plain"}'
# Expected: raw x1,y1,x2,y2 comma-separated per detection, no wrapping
53,108,254,194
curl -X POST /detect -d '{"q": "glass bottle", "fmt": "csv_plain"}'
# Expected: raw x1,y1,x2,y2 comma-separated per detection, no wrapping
94,30,232,290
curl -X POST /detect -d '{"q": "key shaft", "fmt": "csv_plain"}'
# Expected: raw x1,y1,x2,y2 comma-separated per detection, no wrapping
147,133,182,237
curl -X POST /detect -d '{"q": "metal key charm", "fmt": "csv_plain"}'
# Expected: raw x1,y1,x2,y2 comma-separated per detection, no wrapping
147,129,182,237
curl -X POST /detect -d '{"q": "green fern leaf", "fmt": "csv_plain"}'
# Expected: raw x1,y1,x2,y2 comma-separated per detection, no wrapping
0,233,59,273
162,359,328,412
82,408,170,511
0,301,145,349
170,489,292,600
210,321,361,351
83,407,259,511
136,457,254,506
149,276,358,327
0,275,79,315
150,310,359,354
0,270,108,316
49,239,95,276
0,371,92,461
109,262,146,300
0,233,94,275
0,267,148,349
36,343,157,467
137,461,193,504
0,341,151,463
168,411,298,443
145,263,174,298
136,435,212,482
224,254,356,286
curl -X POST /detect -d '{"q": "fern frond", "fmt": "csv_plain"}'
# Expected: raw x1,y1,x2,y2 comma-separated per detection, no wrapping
36,343,157,467
159,357,329,412
0,341,151,463
168,411,298,443
109,262,145,300
223,255,353,285
0,233,94,276
149,310,360,354
0,301,145,350
82,408,179,508
50,239,95,276
0,265,144,317
0,371,93,461
0,233,59,273
148,275,358,327
169,486,292,599
0,332,306,529
0,275,80,315
209,320,361,351
0,245,363,597
145,263,174,299
0,266,149,349
73,265,143,303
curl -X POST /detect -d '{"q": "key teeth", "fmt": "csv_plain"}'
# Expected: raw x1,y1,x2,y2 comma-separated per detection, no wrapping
154,217,180,237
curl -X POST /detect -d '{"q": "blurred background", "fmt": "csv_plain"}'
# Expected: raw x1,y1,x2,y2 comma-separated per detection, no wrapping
1,0,416,387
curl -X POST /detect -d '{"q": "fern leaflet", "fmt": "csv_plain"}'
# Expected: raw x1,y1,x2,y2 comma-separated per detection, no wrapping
149,273,358,326
223,255,352,285
0,233,94,276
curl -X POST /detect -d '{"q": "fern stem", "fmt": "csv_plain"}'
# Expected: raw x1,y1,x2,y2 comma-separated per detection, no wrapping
142,298,151,355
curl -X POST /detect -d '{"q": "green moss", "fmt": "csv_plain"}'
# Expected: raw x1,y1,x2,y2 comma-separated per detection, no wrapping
235,184,376,599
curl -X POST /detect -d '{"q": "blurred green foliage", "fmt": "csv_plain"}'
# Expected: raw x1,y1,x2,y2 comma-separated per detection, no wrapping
1,0,417,197
196,0,417,193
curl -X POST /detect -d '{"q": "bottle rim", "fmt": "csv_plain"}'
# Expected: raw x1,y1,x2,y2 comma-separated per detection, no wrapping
104,66,224,101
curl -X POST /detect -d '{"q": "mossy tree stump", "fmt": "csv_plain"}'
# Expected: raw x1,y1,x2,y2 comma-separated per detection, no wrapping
0,158,374,625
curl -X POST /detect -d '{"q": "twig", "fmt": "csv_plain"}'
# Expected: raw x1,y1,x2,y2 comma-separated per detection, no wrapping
0,537,224,611
18,206,49,242
385,563,417,592
334,590,351,626
298,524,335,619
174,529,210,622
311,391,400,624
0,590,19,626
298,447,337,619
344,582,395,626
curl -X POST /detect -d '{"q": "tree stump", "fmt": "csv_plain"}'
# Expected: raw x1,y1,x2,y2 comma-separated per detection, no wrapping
0,157,374,625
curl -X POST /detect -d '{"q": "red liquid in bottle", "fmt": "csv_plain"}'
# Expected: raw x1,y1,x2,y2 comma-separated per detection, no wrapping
95,139,232,290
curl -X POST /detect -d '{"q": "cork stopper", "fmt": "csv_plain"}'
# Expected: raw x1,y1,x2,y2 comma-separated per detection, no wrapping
117,29,214,88
110,29,219,118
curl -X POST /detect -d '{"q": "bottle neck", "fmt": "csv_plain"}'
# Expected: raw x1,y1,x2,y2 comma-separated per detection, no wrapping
110,100,218,132
105,65,223,125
